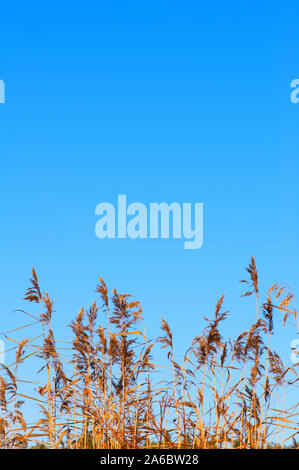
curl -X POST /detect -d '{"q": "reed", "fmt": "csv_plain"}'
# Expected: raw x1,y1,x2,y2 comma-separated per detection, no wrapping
0,258,298,449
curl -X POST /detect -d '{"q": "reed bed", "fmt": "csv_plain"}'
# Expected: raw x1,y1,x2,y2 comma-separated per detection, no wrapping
0,257,298,449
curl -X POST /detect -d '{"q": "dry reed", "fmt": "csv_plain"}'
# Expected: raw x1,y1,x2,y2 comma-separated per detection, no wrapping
0,258,298,449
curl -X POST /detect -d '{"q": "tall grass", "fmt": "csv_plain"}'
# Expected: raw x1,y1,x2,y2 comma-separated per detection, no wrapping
0,257,298,449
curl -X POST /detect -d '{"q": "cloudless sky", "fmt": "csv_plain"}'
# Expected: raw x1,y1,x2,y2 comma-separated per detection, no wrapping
0,1,298,415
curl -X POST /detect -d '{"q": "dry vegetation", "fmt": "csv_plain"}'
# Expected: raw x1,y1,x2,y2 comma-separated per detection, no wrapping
0,257,298,449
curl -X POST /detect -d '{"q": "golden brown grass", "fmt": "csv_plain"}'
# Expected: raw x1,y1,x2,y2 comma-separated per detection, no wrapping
0,257,298,449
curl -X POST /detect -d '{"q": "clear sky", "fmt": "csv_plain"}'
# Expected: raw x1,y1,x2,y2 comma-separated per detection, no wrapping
0,1,298,392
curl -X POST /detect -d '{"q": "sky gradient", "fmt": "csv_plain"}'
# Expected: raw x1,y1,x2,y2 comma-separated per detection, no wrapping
0,2,298,389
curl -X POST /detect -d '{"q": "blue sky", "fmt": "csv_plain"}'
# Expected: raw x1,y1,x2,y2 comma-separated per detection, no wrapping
0,1,298,403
